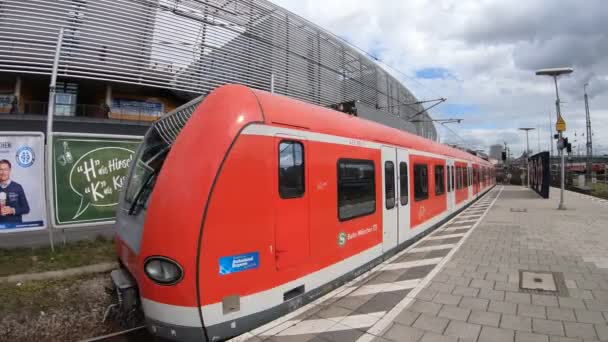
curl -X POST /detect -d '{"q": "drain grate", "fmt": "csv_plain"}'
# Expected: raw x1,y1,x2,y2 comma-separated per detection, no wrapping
519,270,569,296
510,208,527,212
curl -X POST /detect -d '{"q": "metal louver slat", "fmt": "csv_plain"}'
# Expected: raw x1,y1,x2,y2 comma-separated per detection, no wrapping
153,95,204,145
0,0,437,140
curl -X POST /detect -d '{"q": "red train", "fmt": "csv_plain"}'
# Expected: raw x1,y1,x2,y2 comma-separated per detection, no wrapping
113,85,495,341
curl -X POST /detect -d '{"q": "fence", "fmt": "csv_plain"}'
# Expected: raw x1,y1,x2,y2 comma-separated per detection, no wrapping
3,101,162,123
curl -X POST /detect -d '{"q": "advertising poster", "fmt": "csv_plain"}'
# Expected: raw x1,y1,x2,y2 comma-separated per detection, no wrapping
0,133,46,232
52,134,141,227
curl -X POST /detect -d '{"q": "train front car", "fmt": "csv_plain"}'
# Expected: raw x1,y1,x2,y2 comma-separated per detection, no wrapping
113,85,266,341
111,84,496,342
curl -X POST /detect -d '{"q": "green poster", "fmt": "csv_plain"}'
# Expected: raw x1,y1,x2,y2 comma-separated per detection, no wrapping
52,135,141,226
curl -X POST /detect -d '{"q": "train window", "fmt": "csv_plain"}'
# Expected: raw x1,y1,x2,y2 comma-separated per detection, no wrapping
448,166,452,191
385,161,395,209
399,162,408,205
414,164,428,201
446,166,451,192
460,166,463,189
456,166,461,189
279,141,305,199
435,165,445,195
451,166,455,191
337,159,376,221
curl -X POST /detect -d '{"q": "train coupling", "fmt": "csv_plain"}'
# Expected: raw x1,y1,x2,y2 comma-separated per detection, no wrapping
103,268,141,326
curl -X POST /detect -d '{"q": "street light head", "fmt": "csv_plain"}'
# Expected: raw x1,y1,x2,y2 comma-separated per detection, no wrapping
535,67,574,77
518,127,535,131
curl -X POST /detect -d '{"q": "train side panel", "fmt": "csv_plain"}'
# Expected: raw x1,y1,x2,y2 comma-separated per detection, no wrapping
199,131,385,335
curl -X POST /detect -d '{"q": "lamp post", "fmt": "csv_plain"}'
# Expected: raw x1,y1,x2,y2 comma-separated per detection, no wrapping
519,127,535,187
584,83,592,180
535,67,573,210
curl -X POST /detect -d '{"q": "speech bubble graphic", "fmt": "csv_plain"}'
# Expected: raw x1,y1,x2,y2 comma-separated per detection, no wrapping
69,147,134,219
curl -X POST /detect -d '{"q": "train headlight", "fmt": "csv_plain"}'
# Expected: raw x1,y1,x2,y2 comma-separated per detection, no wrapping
144,257,183,285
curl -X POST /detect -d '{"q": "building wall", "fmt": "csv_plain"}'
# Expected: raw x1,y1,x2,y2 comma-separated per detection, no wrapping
0,0,437,140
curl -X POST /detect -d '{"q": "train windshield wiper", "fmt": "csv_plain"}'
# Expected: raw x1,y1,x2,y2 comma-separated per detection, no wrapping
128,171,156,216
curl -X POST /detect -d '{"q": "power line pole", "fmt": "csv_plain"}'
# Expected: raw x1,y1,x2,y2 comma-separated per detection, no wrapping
548,111,553,157
584,83,592,180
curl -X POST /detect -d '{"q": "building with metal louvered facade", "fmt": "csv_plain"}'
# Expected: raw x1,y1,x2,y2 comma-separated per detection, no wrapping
0,0,437,140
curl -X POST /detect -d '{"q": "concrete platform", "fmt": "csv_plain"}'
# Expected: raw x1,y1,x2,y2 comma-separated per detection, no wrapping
233,186,608,342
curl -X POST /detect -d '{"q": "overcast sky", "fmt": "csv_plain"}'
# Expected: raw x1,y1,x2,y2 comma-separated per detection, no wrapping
273,0,608,157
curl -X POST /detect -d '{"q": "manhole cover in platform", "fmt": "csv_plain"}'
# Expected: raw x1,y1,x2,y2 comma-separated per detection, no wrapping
521,271,556,291
510,208,527,213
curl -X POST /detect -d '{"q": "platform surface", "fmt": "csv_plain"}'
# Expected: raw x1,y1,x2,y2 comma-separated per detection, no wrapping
233,186,608,342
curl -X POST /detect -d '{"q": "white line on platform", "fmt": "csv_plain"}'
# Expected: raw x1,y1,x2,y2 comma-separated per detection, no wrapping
457,214,481,219
451,219,478,224
409,244,456,253
443,225,471,231
384,257,444,270
426,233,465,240
356,186,504,342
260,312,385,336
346,279,421,297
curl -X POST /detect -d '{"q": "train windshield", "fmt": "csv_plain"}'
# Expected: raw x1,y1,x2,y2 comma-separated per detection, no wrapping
124,127,169,215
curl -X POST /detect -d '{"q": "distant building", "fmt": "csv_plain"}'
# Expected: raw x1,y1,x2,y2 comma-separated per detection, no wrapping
489,144,504,161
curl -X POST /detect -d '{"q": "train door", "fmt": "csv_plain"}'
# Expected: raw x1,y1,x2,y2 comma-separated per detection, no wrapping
275,137,309,270
473,165,480,195
397,148,411,244
446,159,455,212
381,146,398,252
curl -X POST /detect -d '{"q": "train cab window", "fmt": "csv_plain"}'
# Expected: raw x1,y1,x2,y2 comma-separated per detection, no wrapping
124,126,170,215
338,159,376,221
435,165,445,195
414,164,428,201
399,162,408,205
385,161,395,209
279,141,305,198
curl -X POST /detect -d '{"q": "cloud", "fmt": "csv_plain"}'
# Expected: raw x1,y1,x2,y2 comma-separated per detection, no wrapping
272,0,608,156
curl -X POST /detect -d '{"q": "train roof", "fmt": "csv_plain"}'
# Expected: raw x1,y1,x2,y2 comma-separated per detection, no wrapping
249,87,491,166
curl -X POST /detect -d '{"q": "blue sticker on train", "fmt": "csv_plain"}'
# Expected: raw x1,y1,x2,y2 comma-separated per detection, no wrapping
219,252,259,275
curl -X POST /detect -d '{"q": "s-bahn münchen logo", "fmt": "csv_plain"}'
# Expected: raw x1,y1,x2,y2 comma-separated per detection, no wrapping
338,232,347,247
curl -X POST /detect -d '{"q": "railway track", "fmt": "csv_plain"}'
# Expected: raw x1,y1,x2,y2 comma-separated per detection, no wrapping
81,326,152,342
